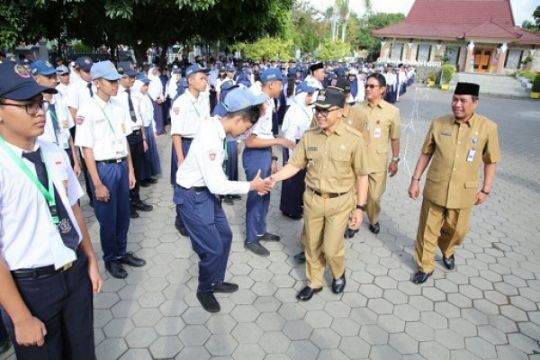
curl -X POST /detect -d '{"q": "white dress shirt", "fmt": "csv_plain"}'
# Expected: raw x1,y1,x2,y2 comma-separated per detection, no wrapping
75,96,132,161
176,117,251,195
114,85,144,131
40,94,74,150
248,95,274,140
170,90,210,138
0,140,83,270
281,96,313,156
65,78,96,110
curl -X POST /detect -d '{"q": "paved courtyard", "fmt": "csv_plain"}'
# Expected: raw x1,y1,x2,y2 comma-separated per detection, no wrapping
3,87,540,360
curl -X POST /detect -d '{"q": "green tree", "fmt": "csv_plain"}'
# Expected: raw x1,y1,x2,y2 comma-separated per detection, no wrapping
522,6,540,32
234,36,294,60
316,39,351,60
356,12,405,59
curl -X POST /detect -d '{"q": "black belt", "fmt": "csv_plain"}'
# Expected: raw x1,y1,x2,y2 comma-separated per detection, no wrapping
309,187,347,199
180,185,208,192
182,137,193,141
11,249,81,279
97,157,126,164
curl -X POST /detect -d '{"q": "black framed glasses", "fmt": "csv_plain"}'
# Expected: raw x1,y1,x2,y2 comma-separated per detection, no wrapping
0,100,47,116
314,107,340,117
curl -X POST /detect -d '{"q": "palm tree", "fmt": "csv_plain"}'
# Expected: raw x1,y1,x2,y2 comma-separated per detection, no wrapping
336,0,350,42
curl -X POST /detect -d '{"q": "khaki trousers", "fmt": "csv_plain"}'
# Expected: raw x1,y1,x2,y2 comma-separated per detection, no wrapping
303,190,354,288
415,198,472,272
367,170,387,225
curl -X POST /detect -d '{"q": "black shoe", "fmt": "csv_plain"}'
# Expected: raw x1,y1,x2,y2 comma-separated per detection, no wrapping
139,180,151,187
223,196,234,205
214,282,239,293
344,227,359,238
296,286,323,301
257,232,280,241
146,178,158,184
197,292,220,313
230,194,242,200
332,272,346,294
120,252,146,267
443,255,455,270
282,212,303,220
294,251,306,264
105,261,128,279
369,222,380,234
175,223,188,237
130,207,139,219
133,201,153,212
245,240,270,257
0,340,11,354
412,271,433,284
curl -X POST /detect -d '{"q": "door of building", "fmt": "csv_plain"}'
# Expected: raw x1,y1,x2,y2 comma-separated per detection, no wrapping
474,48,492,72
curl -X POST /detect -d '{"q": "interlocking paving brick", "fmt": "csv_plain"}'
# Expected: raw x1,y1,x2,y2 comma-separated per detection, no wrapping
389,332,418,354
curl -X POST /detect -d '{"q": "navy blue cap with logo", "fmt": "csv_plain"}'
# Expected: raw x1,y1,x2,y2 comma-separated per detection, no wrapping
117,61,138,77
29,60,56,76
0,62,57,101
185,63,209,78
260,68,283,83
75,56,93,72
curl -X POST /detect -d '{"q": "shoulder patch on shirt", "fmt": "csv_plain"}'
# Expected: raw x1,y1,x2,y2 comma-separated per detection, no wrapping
76,116,85,125
209,151,217,161
307,146,318,151
173,106,180,115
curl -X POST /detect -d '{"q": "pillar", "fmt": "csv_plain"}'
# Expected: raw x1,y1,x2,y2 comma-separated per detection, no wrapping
496,43,507,74
464,41,475,73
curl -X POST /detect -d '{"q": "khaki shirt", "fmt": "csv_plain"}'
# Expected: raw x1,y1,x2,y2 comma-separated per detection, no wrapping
289,121,368,194
354,100,401,173
422,113,501,209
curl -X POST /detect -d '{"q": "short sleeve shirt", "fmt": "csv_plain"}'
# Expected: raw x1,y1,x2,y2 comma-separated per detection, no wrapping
170,91,211,137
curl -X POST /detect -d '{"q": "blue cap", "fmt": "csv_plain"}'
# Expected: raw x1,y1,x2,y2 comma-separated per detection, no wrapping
75,56,93,72
20,58,31,66
135,72,150,84
56,65,69,75
29,60,56,76
0,62,57,100
226,64,235,72
90,61,122,81
117,61,137,76
335,67,347,77
222,88,266,113
178,77,188,89
185,63,208,78
287,67,297,76
260,68,283,83
172,68,181,75
295,81,317,95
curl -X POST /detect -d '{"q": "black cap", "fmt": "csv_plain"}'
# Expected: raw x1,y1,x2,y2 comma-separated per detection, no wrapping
0,62,57,101
314,87,345,109
335,76,351,93
454,82,480,97
309,62,324,73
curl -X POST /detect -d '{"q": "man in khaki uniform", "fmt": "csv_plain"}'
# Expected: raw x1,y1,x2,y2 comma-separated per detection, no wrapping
270,87,369,301
408,82,500,284
345,73,400,238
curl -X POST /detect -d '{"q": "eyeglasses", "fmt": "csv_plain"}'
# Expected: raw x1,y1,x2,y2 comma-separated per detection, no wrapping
314,107,340,117
365,84,380,89
0,100,47,116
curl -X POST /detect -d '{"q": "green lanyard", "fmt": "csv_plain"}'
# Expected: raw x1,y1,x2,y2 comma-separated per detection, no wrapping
47,107,61,144
223,139,228,162
0,135,59,224
95,98,116,135
191,98,202,118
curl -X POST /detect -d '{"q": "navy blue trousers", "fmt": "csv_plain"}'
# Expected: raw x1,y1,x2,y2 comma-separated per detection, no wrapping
174,187,232,292
0,316,7,341
225,140,238,181
172,138,193,229
243,147,272,243
90,160,130,262
279,148,306,217
0,253,95,360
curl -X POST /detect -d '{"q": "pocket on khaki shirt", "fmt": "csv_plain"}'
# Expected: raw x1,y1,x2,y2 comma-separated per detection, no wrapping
464,180,479,189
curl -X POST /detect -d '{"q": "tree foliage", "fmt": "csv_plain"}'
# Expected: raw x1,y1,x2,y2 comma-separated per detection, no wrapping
522,6,540,33
316,39,351,60
355,12,405,57
234,37,294,61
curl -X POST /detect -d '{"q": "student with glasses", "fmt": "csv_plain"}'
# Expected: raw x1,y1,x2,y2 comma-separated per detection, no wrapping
269,87,369,301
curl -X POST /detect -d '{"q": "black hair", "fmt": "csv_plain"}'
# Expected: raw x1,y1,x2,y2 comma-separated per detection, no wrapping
367,73,386,88
228,105,261,124
286,76,296,98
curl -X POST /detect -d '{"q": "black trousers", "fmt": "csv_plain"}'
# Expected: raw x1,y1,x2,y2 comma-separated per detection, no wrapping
127,130,144,204
0,253,95,360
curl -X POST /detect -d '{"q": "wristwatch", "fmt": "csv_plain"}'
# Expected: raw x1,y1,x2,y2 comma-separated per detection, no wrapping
391,157,400,162
356,204,367,211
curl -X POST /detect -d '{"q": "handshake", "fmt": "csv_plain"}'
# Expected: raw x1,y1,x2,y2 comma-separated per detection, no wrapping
249,169,277,196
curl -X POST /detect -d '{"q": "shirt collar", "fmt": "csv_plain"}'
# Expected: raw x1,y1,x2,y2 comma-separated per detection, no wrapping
318,119,346,136
94,95,111,107
454,113,475,127
366,100,384,109
213,117,226,140
3,139,41,158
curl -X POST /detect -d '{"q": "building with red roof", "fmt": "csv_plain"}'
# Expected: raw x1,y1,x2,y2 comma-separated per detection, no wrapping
372,0,540,74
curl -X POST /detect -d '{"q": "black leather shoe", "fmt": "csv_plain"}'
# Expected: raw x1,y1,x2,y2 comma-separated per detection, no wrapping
245,241,270,257
344,227,359,238
369,222,380,234
443,255,455,270
105,261,128,279
175,223,188,237
134,201,153,212
412,271,433,284
257,232,280,241
294,251,306,263
230,194,242,200
296,286,323,301
223,196,234,205
332,273,346,294
197,292,220,313
282,212,303,220
0,340,11,354
139,180,151,187
214,282,239,293
130,207,139,218
146,178,158,184
120,252,146,267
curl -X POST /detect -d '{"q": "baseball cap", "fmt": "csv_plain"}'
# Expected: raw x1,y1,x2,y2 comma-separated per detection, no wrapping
90,61,122,81
295,81,317,95
185,63,209,78
29,60,56,76
314,87,345,109
117,61,137,77
56,65,70,75
75,56,93,72
222,87,266,113
135,72,150,84
0,62,57,100
260,68,283,83
226,64,235,72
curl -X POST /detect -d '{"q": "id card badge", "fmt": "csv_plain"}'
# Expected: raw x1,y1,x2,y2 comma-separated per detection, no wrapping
374,127,382,138
466,148,476,162
115,139,125,155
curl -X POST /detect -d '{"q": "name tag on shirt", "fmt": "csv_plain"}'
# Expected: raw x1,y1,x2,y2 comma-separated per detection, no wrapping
374,128,382,138
467,148,476,162
307,146,318,151
440,131,452,136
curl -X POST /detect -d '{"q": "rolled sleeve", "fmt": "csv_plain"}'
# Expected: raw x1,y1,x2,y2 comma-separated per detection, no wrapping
421,122,436,155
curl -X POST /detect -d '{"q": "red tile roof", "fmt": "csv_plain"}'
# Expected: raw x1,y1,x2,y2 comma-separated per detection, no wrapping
373,0,540,45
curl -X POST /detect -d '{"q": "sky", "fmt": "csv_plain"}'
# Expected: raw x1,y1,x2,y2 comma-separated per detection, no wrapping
308,0,539,26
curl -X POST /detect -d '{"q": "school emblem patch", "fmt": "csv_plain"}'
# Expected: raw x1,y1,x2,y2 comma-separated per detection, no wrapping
173,107,180,115
209,151,216,161
14,64,31,78
76,116,85,125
